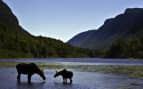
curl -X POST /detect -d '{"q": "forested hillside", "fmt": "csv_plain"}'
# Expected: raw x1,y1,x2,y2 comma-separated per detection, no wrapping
0,1,95,58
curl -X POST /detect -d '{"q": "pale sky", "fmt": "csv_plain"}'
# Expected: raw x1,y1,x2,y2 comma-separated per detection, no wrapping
3,0,143,42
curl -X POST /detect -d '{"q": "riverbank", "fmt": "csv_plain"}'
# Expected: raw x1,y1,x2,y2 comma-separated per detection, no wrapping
0,62,143,79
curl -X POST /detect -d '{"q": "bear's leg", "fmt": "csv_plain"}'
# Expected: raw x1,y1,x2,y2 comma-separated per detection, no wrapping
28,74,32,84
70,78,72,84
17,74,21,83
63,78,66,84
70,79,72,84
65,79,67,83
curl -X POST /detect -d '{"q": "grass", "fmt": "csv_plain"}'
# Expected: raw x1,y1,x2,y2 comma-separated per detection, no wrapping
0,62,143,79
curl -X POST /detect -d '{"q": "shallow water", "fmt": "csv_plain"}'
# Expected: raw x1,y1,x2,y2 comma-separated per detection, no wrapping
0,68,143,89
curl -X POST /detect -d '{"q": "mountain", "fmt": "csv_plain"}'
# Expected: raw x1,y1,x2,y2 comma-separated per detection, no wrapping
0,1,93,58
68,8,143,49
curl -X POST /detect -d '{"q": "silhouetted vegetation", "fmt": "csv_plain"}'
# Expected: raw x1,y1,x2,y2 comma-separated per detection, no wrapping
105,37,143,58
0,28,96,58
0,1,99,58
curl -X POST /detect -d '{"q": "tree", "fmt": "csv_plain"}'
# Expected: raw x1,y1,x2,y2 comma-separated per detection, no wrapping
105,39,127,58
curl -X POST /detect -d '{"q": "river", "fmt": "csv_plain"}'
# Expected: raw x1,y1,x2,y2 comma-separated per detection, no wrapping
0,58,143,89
1,58,143,65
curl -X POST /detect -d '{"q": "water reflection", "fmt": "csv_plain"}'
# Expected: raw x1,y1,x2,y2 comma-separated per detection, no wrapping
17,81,46,89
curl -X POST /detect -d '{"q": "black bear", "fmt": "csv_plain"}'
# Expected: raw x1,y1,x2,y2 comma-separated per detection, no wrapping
16,63,46,84
54,69,73,84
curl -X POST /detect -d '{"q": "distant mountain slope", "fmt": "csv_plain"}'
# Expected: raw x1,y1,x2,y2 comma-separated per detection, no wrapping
0,1,92,58
68,8,143,49
68,30,96,47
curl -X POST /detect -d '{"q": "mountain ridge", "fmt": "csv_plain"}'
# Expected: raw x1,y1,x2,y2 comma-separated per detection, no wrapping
68,8,143,49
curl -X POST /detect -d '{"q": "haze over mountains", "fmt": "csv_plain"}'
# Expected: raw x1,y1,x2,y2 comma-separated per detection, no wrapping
68,8,143,49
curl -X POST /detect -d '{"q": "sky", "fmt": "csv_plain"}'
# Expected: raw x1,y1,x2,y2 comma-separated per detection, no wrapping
3,0,143,42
